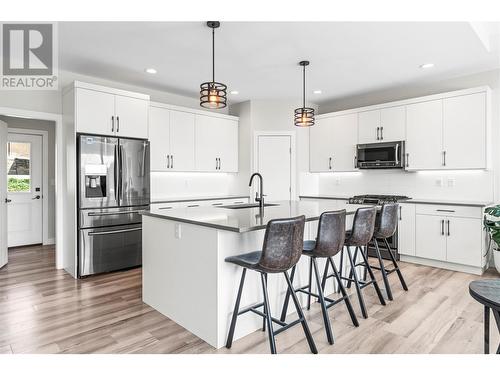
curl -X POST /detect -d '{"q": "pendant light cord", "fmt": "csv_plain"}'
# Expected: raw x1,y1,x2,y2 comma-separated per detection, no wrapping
303,64,306,109
212,27,215,84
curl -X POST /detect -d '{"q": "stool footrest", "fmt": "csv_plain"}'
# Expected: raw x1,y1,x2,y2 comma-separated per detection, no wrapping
370,265,397,274
296,284,349,308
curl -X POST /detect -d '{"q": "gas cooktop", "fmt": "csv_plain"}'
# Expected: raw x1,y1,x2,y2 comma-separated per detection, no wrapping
348,194,411,204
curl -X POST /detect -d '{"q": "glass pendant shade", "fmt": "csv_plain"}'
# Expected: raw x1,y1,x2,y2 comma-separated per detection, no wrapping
294,60,315,127
200,21,227,109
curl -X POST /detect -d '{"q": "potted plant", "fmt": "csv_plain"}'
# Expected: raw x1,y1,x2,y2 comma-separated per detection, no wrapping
484,205,500,273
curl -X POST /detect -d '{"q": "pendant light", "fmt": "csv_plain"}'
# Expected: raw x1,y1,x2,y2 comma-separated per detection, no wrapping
200,21,227,109
294,60,315,127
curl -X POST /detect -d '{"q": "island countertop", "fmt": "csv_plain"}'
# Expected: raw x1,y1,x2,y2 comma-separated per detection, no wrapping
141,200,371,233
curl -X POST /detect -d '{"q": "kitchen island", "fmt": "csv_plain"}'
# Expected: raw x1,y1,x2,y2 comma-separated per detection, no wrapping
141,200,369,348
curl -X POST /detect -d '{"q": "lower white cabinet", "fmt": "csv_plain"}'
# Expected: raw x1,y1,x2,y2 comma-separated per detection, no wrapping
398,203,415,256
414,205,483,267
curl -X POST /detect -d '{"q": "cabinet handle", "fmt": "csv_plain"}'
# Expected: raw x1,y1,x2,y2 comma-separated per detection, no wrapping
436,209,455,213
380,126,384,140
219,158,221,170
441,219,444,236
354,155,357,169
215,158,219,170
405,153,409,168
399,206,402,220
111,116,115,132
116,116,120,132
329,157,332,170
171,154,174,169
376,127,380,140
167,155,170,169
442,150,446,166
447,220,450,236
187,204,199,208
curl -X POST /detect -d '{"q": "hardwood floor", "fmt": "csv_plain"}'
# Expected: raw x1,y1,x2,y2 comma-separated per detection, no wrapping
0,245,498,354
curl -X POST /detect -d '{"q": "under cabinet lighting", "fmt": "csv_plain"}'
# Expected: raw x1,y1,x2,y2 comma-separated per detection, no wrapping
230,90,239,95
419,63,434,69
145,68,157,74
313,90,322,94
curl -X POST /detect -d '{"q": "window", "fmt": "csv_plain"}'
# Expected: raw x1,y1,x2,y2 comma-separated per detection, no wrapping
7,141,31,193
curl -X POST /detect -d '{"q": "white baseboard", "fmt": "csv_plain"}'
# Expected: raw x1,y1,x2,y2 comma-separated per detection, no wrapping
44,238,55,245
400,255,484,275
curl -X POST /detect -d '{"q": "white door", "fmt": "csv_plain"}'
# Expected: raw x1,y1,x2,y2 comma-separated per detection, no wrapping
115,95,149,139
443,93,486,170
75,88,116,136
331,113,358,172
195,115,220,171
6,133,43,247
406,100,443,170
0,121,7,268
445,217,482,267
358,109,380,143
380,106,406,142
217,119,238,172
309,117,334,172
415,214,446,261
257,135,292,201
149,106,171,171
170,111,196,171
398,203,416,256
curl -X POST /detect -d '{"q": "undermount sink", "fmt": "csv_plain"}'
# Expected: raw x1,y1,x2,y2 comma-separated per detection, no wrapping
218,203,280,209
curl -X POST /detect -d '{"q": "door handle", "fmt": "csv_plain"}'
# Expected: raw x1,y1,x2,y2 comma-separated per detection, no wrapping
167,155,170,169
405,153,409,168
32,195,41,200
88,210,143,217
329,157,332,170
215,158,218,170
218,157,221,170
171,154,174,169
399,206,402,220
442,150,446,166
376,127,380,140
88,227,141,236
111,116,115,132
354,155,357,169
441,219,444,236
116,116,120,132
380,126,384,140
447,220,450,236
5,198,11,203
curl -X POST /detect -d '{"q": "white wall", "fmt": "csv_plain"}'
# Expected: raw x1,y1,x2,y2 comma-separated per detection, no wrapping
317,69,500,203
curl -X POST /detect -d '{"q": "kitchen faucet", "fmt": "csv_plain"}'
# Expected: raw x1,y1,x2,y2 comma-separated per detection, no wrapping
249,172,264,210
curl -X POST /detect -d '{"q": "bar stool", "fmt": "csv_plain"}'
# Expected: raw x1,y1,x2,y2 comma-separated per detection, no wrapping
370,203,408,301
324,206,386,319
279,210,359,345
225,215,318,354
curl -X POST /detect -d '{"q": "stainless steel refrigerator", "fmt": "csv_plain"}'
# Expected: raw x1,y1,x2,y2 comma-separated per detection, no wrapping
77,135,150,277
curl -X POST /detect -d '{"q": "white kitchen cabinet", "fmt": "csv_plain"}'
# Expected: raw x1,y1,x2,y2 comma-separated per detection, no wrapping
358,106,405,144
398,203,415,256
445,217,482,267
415,214,447,261
75,85,149,139
114,95,149,139
309,114,357,172
169,111,196,171
406,100,443,170
149,106,171,171
309,117,335,172
443,93,486,170
75,88,116,136
195,115,238,172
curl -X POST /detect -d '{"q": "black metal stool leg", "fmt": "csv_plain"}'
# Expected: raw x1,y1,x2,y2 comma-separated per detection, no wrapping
312,257,334,344
346,246,360,289
373,239,393,301
307,257,313,310
262,273,268,331
384,238,408,291
279,265,296,322
283,271,318,354
484,305,490,354
330,257,359,327
226,268,247,349
358,244,386,306
261,272,276,354
362,246,368,282
346,246,368,319
494,309,500,354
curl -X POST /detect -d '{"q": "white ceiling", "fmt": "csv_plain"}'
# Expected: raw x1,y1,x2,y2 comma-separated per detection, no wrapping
59,22,500,105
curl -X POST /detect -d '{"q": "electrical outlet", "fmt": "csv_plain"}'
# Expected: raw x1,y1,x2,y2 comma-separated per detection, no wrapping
447,178,455,188
175,224,182,239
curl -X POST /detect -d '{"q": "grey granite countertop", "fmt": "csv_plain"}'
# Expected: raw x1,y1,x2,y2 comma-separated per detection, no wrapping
142,200,372,233
152,195,250,204
299,195,493,208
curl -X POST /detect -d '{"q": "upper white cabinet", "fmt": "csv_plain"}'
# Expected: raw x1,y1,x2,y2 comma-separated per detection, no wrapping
442,93,486,170
195,115,238,172
358,106,405,143
169,111,196,171
310,114,357,172
74,82,149,139
406,100,443,170
149,106,170,171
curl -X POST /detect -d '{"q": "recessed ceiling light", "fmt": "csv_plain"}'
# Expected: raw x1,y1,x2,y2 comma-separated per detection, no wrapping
230,90,239,95
145,68,157,74
313,90,322,94
419,63,434,69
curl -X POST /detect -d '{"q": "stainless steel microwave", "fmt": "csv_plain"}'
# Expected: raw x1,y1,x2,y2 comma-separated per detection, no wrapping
356,141,405,169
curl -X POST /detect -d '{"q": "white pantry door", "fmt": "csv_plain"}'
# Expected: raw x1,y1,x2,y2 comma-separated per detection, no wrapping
257,135,292,201
0,120,7,268
6,132,43,247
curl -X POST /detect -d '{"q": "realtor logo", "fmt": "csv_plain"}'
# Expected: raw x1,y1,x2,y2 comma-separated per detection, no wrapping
1,23,58,90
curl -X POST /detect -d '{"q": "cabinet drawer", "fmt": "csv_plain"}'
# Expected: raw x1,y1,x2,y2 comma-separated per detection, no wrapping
415,204,481,218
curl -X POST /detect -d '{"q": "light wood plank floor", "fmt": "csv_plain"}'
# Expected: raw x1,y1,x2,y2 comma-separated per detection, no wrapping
0,245,498,354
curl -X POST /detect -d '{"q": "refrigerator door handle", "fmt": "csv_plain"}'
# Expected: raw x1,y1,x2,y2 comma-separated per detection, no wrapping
118,144,123,203
114,144,119,201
